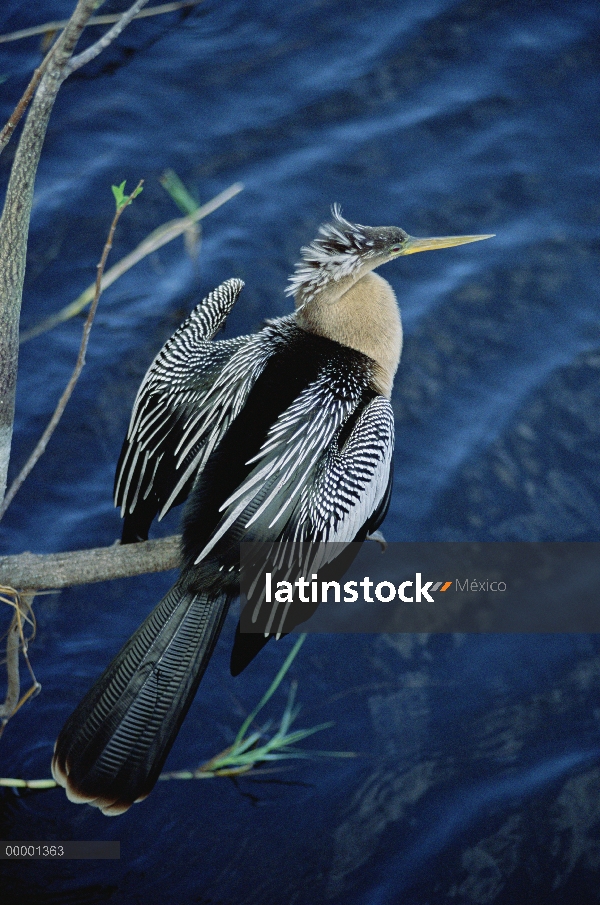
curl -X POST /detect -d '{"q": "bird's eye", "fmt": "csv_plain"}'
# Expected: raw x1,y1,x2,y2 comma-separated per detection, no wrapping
390,243,403,253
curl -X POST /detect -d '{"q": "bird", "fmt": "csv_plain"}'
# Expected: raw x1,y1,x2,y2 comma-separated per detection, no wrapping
52,205,492,815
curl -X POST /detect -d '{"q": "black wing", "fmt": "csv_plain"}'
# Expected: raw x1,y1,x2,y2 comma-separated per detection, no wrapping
178,338,394,648
115,279,252,542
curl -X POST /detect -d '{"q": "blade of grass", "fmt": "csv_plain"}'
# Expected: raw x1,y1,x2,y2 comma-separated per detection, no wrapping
160,169,199,215
233,633,306,747
159,169,201,259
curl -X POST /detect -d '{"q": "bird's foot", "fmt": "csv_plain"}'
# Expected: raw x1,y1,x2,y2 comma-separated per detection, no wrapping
366,530,387,552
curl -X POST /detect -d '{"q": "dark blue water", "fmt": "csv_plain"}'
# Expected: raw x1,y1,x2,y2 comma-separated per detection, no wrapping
1,1,600,902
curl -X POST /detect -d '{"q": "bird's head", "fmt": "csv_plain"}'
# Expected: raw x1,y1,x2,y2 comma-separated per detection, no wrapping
286,204,493,309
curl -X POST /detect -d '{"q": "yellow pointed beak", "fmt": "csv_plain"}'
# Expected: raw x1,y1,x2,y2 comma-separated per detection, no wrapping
399,233,495,255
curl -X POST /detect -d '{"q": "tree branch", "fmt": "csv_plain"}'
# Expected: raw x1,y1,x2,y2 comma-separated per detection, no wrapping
0,537,181,734
0,596,22,723
0,590,39,732
0,0,103,502
0,2,203,45
0,2,204,155
0,39,58,156
65,0,150,76
0,536,181,591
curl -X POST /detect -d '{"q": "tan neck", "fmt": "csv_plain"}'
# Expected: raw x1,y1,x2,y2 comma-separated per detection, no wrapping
296,271,402,397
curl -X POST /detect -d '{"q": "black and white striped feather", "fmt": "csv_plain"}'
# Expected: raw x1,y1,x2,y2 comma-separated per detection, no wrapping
245,394,394,638
290,394,395,544
156,314,298,518
193,360,373,559
114,279,248,533
52,581,231,816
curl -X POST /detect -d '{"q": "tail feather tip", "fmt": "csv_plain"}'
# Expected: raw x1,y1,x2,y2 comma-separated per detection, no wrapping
51,753,135,816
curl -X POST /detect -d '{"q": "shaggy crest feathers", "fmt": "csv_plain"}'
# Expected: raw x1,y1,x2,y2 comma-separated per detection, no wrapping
286,205,393,305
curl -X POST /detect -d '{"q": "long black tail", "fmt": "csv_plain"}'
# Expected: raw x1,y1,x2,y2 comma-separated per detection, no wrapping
52,581,230,816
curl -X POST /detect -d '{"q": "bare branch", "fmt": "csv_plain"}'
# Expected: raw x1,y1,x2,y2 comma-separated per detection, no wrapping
0,536,181,591
0,39,59,156
0,0,104,502
0,1,203,152
0,181,144,522
0,589,39,734
0,2,203,45
66,0,150,76
0,593,21,723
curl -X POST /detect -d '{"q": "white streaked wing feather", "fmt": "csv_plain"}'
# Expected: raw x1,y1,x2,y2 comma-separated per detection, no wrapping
194,367,379,563
296,395,395,543
115,279,247,518
156,321,297,518
239,396,394,634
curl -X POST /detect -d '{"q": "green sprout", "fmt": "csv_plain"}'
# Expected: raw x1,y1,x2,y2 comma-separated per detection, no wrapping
111,179,143,212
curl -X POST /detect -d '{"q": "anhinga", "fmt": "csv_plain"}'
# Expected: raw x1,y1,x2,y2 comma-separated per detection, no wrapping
52,206,492,814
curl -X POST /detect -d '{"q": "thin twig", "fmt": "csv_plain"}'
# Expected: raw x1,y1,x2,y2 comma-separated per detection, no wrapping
0,588,40,736
0,778,57,788
0,39,59,156
0,2,203,45
65,0,150,76
0,181,144,522
20,181,244,344
0,592,20,725
0,0,202,152
15,592,39,692
0,631,346,787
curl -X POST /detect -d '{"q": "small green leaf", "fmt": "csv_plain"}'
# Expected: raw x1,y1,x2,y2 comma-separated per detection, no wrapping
112,180,143,211
111,180,127,210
